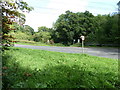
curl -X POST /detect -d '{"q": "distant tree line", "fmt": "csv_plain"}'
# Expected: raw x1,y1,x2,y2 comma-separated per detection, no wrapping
9,2,119,47
51,11,119,46
12,10,119,46
1,0,119,49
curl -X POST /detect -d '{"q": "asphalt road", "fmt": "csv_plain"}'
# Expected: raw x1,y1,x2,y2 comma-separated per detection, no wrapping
14,44,119,59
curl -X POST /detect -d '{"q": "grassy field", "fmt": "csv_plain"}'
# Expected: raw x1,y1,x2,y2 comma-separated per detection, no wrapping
16,41,69,47
2,47,119,88
16,40,51,46
15,39,82,47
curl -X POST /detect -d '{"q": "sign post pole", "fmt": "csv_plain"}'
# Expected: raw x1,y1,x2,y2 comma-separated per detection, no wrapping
82,39,84,54
80,36,85,54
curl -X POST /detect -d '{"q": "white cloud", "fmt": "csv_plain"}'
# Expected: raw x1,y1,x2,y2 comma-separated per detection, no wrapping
22,0,118,31
24,0,88,31
24,12,59,31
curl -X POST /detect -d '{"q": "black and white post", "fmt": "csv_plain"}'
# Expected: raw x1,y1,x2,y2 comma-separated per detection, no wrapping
80,36,85,54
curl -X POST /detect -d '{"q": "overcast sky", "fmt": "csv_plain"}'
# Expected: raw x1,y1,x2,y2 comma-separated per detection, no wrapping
23,0,119,31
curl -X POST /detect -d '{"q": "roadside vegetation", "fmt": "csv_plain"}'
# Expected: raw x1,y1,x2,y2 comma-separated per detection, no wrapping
1,0,119,89
16,40,80,47
9,9,119,48
16,40,120,48
2,47,119,88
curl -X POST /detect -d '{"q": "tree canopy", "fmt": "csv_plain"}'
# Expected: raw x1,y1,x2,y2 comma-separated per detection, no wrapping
2,1,119,47
34,26,51,43
52,10,94,45
1,0,33,49
51,10,119,46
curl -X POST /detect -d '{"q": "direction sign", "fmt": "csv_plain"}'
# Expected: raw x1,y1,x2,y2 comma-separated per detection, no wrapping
80,36,85,40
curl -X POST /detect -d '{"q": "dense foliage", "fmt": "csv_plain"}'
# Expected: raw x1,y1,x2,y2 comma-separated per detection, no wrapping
10,11,119,47
2,1,119,47
1,0,33,50
33,26,52,43
9,23,34,41
52,11,94,45
87,14,119,46
51,10,119,46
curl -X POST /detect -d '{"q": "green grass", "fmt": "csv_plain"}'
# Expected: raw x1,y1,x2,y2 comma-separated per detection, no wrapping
15,40,120,48
2,47,119,88
17,42,50,46
16,40,67,47
16,40,51,46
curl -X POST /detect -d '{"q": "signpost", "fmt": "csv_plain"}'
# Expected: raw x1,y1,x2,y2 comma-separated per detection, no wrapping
80,36,85,54
78,39,80,43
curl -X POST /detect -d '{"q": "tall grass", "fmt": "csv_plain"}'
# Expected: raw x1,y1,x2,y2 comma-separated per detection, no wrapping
2,47,119,88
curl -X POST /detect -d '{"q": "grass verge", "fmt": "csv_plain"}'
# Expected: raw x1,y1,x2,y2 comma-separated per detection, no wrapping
16,40,67,47
2,47,119,88
15,40,119,48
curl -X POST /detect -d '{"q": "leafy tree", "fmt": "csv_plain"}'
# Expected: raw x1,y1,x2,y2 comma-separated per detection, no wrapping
38,26,50,32
23,25,34,35
88,1,120,46
52,10,119,46
10,23,24,32
34,26,51,42
1,0,33,50
53,10,94,45
9,31,32,40
8,23,34,41
93,15,108,45
34,32,51,43
87,14,119,46
110,14,120,45
117,1,120,12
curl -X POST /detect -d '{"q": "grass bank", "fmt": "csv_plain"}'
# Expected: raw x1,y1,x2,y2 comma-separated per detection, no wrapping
16,40,67,47
15,40,119,48
2,47,119,88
